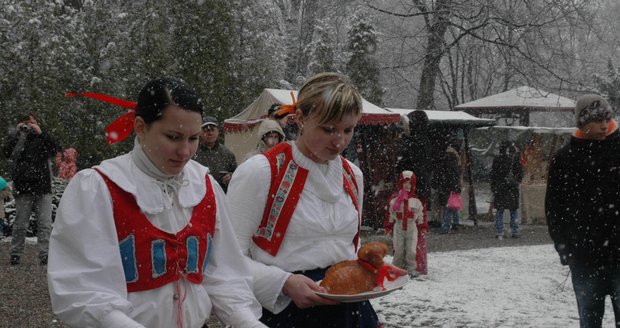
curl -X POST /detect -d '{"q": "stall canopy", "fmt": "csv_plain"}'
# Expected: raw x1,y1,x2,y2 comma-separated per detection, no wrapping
224,88,401,163
386,108,496,129
454,86,575,126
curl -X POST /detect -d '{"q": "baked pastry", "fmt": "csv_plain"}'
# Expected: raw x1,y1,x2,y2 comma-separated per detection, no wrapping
320,242,405,295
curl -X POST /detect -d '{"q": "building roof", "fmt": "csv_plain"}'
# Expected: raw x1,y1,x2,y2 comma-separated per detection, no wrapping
455,86,575,113
386,108,496,127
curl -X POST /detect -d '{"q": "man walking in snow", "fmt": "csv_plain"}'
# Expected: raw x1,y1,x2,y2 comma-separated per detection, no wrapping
3,112,61,266
545,94,620,327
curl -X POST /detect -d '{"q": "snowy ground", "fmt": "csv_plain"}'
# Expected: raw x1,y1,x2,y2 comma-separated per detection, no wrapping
372,244,617,327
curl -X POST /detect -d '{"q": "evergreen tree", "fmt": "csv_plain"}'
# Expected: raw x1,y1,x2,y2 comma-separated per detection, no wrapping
345,15,383,105
307,19,337,75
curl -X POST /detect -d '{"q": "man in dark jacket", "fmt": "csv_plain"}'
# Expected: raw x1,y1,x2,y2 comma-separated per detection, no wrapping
490,140,523,239
545,94,620,327
3,113,61,265
194,116,237,192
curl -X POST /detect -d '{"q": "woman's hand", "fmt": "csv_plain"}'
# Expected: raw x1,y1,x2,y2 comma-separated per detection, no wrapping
282,274,339,308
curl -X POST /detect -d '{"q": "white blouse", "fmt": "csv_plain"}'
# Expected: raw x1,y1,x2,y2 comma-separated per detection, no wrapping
47,153,265,328
227,142,364,314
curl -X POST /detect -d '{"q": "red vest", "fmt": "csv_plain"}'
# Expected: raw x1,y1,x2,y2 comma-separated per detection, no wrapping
96,170,216,292
252,142,360,256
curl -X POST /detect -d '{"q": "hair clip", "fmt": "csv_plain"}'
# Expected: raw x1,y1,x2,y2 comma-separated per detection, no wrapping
66,92,136,144
273,91,297,118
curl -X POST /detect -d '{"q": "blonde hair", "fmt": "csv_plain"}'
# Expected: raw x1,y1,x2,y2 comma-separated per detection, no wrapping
296,72,362,125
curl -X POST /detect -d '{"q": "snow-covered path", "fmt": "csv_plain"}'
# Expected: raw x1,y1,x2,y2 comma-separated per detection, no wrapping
372,245,616,327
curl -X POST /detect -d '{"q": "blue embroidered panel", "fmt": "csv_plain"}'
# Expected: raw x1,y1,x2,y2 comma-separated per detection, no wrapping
202,234,213,272
119,234,138,283
186,236,199,273
151,240,167,278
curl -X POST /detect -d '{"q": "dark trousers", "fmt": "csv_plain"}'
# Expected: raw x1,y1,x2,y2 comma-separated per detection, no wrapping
260,268,380,328
569,263,620,327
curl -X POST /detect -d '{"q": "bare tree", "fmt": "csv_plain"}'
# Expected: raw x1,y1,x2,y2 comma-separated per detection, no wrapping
369,0,597,110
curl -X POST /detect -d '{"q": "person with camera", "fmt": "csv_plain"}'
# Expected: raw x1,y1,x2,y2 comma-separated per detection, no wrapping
2,112,61,265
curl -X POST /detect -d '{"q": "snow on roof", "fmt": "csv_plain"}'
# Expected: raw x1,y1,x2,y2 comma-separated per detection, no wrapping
455,86,575,112
386,108,496,126
479,125,575,135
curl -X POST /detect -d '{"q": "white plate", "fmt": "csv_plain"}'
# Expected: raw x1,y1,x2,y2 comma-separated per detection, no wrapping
315,275,409,303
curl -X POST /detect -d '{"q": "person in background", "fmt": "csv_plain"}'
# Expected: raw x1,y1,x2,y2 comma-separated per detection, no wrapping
55,147,78,180
546,94,620,328
227,72,381,327
194,116,237,193
267,103,282,120
48,77,265,328
490,140,523,240
396,111,431,274
440,144,462,234
0,176,12,238
268,103,298,141
386,170,424,278
243,119,286,162
2,112,61,266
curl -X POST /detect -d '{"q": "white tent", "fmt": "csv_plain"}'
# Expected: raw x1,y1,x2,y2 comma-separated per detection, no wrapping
454,86,575,112
224,88,401,163
454,86,575,126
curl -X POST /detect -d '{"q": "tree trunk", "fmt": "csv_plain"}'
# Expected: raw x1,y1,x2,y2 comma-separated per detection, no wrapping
416,0,451,110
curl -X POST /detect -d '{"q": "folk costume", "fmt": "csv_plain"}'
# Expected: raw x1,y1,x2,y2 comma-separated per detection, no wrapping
228,141,380,327
48,140,263,328
387,171,424,276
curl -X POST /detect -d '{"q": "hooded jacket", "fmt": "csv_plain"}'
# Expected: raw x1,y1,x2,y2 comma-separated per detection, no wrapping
546,129,620,266
243,119,286,161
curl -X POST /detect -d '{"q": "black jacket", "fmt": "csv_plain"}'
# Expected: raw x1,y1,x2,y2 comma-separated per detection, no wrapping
490,153,523,210
2,129,61,195
397,134,431,201
545,130,620,266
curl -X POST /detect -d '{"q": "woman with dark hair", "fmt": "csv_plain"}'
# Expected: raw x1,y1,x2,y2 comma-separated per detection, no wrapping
48,78,265,328
228,72,381,327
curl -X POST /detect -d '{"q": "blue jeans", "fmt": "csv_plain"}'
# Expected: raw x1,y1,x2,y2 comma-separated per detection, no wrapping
494,208,519,237
441,207,460,233
569,263,620,328
10,193,53,259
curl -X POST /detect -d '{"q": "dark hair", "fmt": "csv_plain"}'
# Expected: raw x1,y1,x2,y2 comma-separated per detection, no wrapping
267,103,280,118
135,77,204,124
19,112,39,123
499,140,515,155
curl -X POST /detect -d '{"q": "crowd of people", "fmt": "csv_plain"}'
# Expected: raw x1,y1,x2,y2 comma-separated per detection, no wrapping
0,73,617,327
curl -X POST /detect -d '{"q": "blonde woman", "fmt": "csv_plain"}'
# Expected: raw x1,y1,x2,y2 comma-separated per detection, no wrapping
228,73,380,327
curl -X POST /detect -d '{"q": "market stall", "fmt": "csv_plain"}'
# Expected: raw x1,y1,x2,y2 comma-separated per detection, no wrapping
386,109,496,225
470,126,574,224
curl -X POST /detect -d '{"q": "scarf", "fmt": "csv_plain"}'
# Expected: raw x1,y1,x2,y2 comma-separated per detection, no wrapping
575,118,617,139
392,189,411,211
